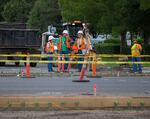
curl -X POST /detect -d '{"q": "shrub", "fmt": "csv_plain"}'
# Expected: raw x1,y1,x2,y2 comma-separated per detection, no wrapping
104,39,120,44
94,43,120,54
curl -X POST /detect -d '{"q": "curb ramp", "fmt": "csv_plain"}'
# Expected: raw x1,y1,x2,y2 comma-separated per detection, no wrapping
0,96,150,110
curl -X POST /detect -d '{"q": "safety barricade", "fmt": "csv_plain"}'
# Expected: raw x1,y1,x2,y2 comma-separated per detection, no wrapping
0,54,149,79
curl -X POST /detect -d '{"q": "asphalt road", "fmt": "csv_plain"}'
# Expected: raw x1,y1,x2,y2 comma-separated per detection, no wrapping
0,76,150,96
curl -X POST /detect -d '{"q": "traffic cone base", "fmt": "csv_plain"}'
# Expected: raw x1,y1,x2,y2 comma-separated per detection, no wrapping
72,64,90,82
87,75,102,78
72,78,90,82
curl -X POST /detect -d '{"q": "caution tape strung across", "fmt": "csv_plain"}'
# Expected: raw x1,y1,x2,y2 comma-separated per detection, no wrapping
0,54,149,58
0,60,150,65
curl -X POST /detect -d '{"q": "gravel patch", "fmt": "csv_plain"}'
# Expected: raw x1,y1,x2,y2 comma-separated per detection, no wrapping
0,110,150,119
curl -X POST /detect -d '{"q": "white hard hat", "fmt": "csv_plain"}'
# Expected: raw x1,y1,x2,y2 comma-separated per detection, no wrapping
78,30,83,34
63,30,69,35
48,35,54,41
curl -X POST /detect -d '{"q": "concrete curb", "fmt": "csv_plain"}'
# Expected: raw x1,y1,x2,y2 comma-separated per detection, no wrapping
0,71,150,77
0,96,150,110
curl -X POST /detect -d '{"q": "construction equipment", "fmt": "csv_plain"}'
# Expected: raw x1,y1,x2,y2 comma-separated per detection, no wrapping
41,21,92,54
0,22,41,67
63,20,93,50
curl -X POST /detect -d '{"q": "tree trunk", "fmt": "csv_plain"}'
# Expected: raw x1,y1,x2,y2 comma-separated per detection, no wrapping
144,32,150,45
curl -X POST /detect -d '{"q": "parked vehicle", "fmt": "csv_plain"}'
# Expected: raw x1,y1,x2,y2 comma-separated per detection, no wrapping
0,22,41,66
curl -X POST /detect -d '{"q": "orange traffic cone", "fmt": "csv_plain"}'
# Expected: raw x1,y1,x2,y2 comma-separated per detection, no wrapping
26,53,30,78
72,56,90,82
93,83,97,96
92,60,97,77
79,64,86,81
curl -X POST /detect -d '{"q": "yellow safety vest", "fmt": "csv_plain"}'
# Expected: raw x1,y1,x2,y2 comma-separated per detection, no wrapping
131,44,142,56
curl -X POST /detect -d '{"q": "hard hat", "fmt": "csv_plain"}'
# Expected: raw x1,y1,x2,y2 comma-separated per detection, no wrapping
78,30,83,34
48,36,54,41
63,30,69,35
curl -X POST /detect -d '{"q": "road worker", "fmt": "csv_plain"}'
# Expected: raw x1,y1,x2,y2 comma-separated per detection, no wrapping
67,41,78,72
76,30,87,71
57,30,71,71
131,39,142,73
45,36,54,72
72,41,78,54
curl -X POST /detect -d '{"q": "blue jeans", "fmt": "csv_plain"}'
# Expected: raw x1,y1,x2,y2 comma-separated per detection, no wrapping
132,57,142,72
60,50,69,70
47,52,53,72
78,50,83,71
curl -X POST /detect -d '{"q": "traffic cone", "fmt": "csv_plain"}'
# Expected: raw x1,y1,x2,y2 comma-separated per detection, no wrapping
26,53,30,78
72,56,90,82
92,60,97,77
79,64,86,81
93,83,97,96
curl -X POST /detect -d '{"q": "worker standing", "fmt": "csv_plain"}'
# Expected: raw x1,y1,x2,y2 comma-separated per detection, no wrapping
57,30,71,71
76,30,87,72
45,36,55,72
131,39,142,73
72,41,78,54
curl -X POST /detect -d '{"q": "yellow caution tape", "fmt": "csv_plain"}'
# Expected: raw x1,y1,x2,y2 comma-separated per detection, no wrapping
0,54,149,58
0,60,150,65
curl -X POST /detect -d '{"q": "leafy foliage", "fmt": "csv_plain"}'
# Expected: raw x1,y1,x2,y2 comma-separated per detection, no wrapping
0,0,10,21
2,0,36,22
140,0,150,9
27,0,61,32
0,0,150,45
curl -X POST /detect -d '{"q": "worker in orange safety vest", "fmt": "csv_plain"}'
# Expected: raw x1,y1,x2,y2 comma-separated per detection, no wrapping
76,30,87,71
45,35,54,72
72,41,78,54
131,39,142,73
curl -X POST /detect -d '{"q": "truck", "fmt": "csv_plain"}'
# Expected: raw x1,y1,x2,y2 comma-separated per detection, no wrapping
0,22,41,67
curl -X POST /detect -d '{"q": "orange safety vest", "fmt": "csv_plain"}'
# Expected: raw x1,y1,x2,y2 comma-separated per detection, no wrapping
45,41,54,53
72,44,78,53
131,43,142,56
57,37,70,51
79,37,86,50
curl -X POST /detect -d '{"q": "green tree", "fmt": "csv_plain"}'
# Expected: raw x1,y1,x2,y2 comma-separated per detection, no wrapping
0,0,10,21
28,0,61,32
140,0,150,9
2,0,36,22
59,0,150,47
139,0,150,44
58,0,84,22
59,0,107,34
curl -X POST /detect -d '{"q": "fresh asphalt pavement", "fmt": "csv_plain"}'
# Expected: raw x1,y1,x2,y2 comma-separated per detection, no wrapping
0,76,150,97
